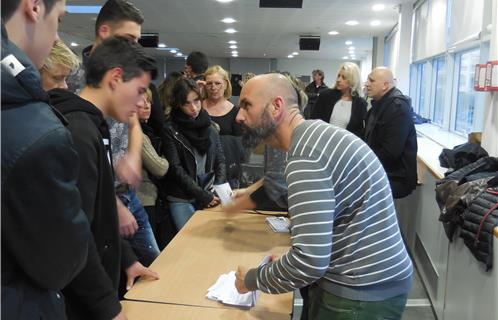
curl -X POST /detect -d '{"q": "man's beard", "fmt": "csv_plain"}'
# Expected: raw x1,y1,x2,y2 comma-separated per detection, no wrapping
240,107,277,149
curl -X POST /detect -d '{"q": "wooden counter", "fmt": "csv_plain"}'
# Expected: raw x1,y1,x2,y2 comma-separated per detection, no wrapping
125,210,292,316
121,301,291,320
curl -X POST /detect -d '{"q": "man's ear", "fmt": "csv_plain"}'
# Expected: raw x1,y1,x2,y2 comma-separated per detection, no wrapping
24,0,42,23
107,67,124,90
272,96,285,123
97,24,111,40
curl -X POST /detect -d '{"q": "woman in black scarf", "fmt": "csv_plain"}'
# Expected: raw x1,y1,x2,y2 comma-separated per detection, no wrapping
162,78,226,230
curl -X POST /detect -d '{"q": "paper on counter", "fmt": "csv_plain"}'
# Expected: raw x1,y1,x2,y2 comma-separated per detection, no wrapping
213,182,233,205
206,255,271,308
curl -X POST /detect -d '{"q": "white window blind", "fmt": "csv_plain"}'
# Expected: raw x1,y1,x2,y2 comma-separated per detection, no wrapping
448,0,484,47
413,0,447,61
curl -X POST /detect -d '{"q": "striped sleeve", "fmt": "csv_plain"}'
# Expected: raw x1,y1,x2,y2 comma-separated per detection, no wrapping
245,155,335,293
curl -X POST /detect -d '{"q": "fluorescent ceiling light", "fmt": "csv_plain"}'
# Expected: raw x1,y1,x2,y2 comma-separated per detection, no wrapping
170,49,177,53
65,5,102,14
231,50,238,54
225,28,237,33
229,45,238,49
292,52,298,55
158,43,166,48
345,40,352,45
328,31,339,35
342,56,349,59
216,0,234,3
70,42,78,47
372,4,385,11
228,40,237,44
348,46,355,50
176,52,183,56
370,20,381,26
287,55,294,58
221,17,236,23
345,20,359,26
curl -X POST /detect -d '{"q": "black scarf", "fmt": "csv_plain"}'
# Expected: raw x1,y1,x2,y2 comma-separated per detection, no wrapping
171,107,212,153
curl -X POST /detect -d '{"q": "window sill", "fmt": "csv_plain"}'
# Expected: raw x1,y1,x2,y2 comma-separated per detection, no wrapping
415,123,467,179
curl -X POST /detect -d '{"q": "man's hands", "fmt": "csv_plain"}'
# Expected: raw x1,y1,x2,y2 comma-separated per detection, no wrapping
116,197,138,238
207,196,220,208
235,265,249,294
235,254,278,294
114,154,141,188
125,261,160,291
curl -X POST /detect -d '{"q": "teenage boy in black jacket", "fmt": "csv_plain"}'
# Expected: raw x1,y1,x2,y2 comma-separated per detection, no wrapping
1,0,90,318
50,36,159,320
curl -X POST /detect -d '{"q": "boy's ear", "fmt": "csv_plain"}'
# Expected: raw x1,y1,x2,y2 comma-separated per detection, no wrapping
97,24,112,40
24,0,42,23
107,67,123,90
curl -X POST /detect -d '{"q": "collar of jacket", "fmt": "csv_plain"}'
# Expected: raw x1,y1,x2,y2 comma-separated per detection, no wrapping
1,24,49,109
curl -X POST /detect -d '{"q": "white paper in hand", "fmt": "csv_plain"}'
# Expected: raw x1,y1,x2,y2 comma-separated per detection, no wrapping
213,182,233,205
206,255,271,308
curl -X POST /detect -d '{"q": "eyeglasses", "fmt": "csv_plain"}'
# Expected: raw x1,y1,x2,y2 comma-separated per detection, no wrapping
205,81,224,88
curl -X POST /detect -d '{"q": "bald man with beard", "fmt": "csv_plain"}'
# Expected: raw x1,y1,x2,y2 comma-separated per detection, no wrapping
233,74,412,320
365,67,418,199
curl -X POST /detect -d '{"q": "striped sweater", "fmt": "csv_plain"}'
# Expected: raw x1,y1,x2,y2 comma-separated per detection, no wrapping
245,120,413,301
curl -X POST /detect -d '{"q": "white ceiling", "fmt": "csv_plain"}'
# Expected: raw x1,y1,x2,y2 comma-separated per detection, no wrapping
60,0,415,61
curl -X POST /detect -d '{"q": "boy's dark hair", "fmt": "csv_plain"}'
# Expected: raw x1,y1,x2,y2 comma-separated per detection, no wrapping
2,0,60,21
85,36,157,87
95,0,144,36
172,78,201,108
186,51,209,75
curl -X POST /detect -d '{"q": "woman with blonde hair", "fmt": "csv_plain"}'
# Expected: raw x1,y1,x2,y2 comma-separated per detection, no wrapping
310,62,367,138
40,40,80,91
203,65,245,188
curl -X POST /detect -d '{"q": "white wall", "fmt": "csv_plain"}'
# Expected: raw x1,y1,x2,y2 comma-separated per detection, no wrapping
276,58,346,87
481,0,498,156
228,58,272,76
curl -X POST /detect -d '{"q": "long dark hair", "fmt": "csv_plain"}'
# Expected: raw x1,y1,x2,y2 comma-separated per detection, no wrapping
171,78,201,109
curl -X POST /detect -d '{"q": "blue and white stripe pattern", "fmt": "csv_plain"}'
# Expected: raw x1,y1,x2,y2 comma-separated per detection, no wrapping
245,120,412,301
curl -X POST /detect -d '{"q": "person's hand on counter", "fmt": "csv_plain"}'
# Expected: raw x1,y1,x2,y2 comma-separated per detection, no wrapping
223,188,256,213
235,265,250,294
125,261,160,290
235,254,280,294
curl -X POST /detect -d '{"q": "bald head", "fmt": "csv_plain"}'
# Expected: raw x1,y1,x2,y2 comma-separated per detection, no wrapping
243,73,299,110
366,67,395,100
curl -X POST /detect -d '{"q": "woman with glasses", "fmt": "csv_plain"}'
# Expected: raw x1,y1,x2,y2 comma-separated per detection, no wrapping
203,65,246,188
162,78,226,230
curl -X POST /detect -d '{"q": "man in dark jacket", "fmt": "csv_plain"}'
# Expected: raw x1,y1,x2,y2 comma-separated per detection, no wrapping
365,67,418,199
1,0,90,318
50,36,159,319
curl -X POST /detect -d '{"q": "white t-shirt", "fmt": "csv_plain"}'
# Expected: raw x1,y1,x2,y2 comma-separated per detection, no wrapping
329,99,352,129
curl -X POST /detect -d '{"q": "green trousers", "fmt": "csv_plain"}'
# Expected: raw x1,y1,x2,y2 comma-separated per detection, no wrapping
307,285,408,320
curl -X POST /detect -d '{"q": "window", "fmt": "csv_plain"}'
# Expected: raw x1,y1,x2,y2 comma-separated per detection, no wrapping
432,57,446,125
411,63,428,116
454,48,480,134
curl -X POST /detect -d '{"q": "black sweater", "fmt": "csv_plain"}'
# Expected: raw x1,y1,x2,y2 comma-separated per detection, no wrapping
50,89,136,319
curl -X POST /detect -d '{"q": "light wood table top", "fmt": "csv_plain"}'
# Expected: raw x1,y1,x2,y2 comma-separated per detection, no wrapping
121,301,291,320
204,205,288,216
125,210,292,315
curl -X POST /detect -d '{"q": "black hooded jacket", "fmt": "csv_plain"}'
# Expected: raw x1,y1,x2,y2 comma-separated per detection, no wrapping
49,89,136,319
1,26,90,319
364,87,418,199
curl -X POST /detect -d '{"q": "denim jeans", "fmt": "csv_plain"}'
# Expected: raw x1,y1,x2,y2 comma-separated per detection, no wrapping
307,285,408,320
119,189,160,266
169,202,195,231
